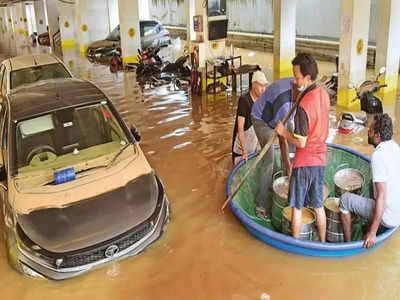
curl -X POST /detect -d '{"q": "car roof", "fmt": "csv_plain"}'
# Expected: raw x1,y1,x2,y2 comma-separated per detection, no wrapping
4,54,61,72
7,78,106,121
114,20,159,29
140,20,159,25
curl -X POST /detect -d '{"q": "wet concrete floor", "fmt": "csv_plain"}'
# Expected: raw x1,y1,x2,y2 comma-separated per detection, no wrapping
2,45,400,300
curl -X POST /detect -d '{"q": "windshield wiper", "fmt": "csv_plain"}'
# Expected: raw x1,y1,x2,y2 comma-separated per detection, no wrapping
107,142,132,168
77,164,107,175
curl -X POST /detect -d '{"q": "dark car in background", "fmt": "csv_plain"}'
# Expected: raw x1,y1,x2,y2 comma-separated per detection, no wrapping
86,20,171,60
1,78,170,279
38,32,50,46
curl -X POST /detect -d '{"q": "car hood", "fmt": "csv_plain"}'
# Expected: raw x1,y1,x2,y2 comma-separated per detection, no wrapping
87,39,119,50
17,172,160,253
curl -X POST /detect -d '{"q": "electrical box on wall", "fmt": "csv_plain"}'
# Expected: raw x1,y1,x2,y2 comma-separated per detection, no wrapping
193,15,203,32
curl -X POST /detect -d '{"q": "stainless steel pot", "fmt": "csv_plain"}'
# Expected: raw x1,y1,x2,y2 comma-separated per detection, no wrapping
334,163,364,197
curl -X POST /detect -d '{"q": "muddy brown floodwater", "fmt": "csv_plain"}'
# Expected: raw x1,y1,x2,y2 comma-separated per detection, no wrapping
2,46,400,300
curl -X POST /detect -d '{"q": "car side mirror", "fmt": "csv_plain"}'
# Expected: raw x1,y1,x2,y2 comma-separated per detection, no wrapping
130,125,141,142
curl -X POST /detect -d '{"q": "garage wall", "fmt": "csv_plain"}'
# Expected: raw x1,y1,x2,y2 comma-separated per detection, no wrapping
148,0,186,26
148,0,379,44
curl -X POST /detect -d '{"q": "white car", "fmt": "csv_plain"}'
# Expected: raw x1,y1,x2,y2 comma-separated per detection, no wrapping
1,78,170,279
0,54,73,98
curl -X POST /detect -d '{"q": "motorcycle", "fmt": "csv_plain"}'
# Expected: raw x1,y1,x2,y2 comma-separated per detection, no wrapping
351,67,387,114
109,46,163,73
136,46,191,90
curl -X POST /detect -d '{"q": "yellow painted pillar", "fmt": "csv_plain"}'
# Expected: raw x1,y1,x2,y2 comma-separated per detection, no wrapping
57,0,76,51
34,0,47,34
2,7,13,55
337,0,371,110
0,8,7,52
375,0,400,106
118,0,141,64
273,0,296,80
15,2,29,55
7,5,17,56
75,0,90,55
11,4,21,55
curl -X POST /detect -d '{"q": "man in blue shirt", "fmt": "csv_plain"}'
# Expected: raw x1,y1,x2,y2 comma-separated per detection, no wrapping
251,77,295,218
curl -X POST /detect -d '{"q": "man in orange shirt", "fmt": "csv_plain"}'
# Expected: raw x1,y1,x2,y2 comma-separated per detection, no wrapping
276,53,330,242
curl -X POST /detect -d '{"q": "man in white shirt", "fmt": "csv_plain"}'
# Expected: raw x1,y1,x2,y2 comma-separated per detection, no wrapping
339,114,400,248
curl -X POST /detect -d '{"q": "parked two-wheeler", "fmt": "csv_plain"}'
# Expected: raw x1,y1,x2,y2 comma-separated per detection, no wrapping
109,46,162,73
351,67,387,114
135,46,191,90
324,55,339,104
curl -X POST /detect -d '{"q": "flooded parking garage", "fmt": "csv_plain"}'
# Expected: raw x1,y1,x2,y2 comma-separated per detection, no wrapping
1,45,399,299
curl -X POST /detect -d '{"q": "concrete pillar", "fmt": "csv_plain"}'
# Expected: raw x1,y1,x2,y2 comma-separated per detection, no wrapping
118,0,141,64
1,7,12,54
337,0,371,110
273,0,296,80
186,0,226,68
185,0,195,43
34,0,47,34
11,4,21,55
375,0,400,106
7,6,17,56
15,2,29,55
44,0,60,51
75,0,90,55
76,0,111,55
0,8,6,52
57,0,76,51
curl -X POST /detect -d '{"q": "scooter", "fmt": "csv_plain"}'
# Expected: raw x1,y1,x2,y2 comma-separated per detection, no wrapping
324,55,339,104
351,67,387,114
338,111,367,134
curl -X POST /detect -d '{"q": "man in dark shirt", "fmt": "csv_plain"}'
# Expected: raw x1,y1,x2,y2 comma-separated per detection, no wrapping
232,71,268,164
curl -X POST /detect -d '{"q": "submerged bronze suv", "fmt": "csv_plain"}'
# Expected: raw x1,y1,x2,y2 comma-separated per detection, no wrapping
0,78,170,280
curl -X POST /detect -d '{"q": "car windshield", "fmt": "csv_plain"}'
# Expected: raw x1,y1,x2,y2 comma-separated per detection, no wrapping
11,63,71,89
14,102,130,176
143,24,156,36
106,26,120,41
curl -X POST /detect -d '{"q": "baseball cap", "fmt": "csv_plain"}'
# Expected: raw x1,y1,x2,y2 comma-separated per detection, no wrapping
252,71,268,85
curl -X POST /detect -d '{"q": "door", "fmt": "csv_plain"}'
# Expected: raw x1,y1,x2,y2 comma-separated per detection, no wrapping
0,105,9,224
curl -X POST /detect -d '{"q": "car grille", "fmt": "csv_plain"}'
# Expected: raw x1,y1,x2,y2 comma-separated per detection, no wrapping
59,222,152,269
